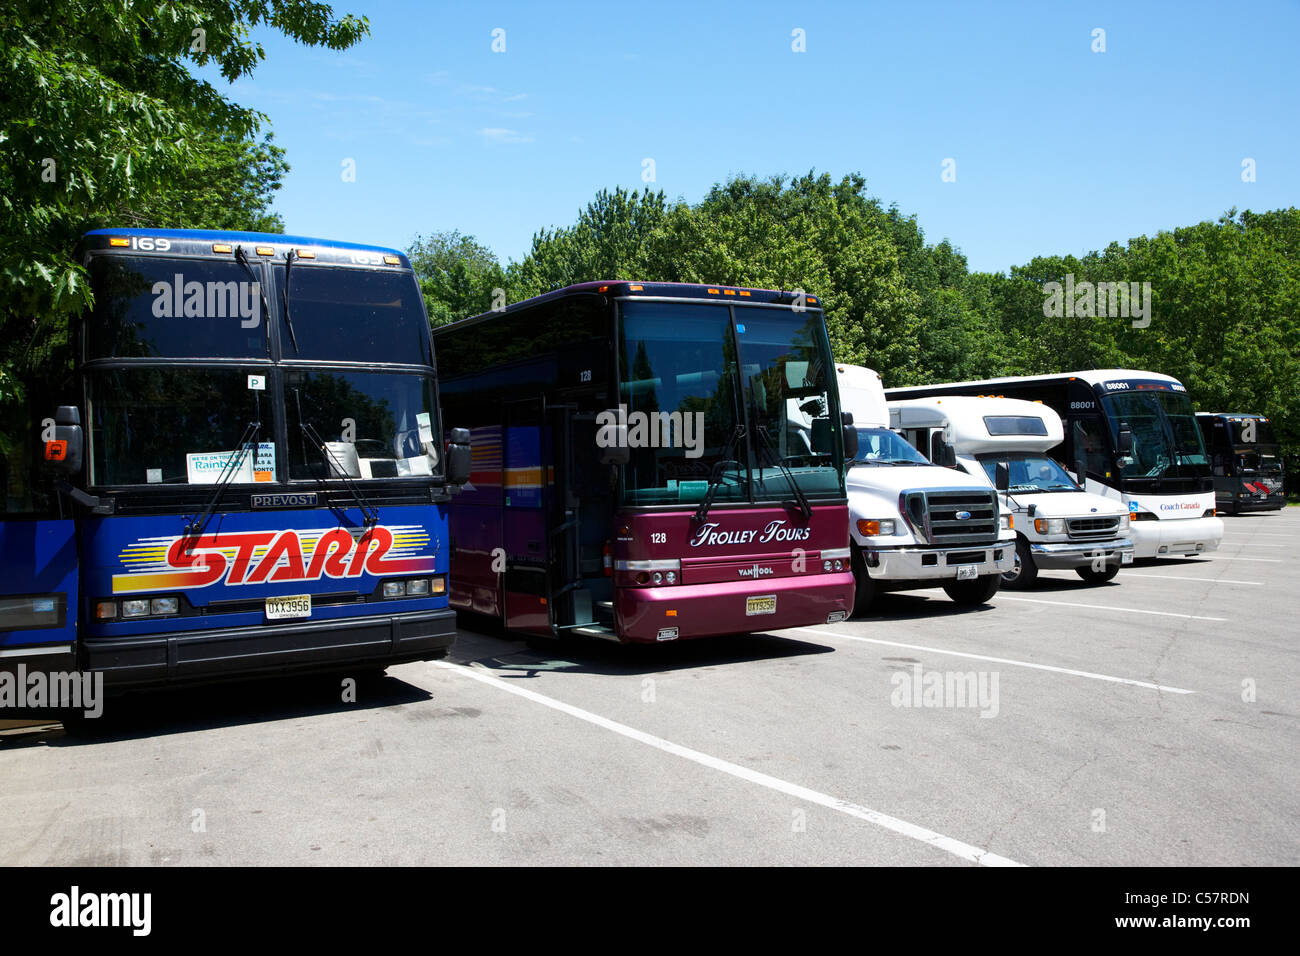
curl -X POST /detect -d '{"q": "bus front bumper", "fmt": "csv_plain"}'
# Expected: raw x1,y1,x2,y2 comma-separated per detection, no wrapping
1130,516,1224,558
1029,538,1135,569
80,608,457,688
862,542,1015,582
615,573,855,642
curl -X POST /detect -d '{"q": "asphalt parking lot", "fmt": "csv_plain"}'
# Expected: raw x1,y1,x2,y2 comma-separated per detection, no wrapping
3,511,1297,867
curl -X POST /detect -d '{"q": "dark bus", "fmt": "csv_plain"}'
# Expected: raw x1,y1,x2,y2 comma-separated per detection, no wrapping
1196,413,1286,513
2,228,469,717
433,281,856,643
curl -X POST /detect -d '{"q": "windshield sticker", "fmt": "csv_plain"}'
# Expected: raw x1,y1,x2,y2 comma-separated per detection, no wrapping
186,449,255,484
254,442,275,482
146,469,162,484
417,411,434,444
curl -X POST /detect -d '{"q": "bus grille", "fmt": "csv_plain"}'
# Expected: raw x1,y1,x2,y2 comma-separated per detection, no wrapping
902,489,999,546
1067,516,1121,540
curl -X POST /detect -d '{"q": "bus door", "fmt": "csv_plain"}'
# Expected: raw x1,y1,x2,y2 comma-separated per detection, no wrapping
0,518,79,667
501,398,553,636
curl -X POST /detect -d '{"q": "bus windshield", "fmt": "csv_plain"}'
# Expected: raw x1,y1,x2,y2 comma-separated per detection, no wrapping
851,428,932,466
88,367,273,486
273,265,428,364
977,453,1080,492
1103,389,1209,480
617,301,843,505
86,255,268,358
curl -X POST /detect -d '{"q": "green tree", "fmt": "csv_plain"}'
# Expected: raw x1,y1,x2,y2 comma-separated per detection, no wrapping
408,230,505,327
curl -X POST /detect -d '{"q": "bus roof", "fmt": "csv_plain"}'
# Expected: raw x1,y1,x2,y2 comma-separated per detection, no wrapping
436,280,822,334
1196,412,1269,421
886,368,1185,393
888,395,1064,453
81,228,410,267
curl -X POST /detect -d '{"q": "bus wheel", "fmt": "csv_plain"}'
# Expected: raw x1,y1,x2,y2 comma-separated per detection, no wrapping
1075,564,1120,584
1001,537,1037,589
943,574,1001,605
851,546,878,616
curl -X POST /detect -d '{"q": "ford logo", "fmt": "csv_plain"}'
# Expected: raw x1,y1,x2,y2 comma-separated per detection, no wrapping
955,511,971,520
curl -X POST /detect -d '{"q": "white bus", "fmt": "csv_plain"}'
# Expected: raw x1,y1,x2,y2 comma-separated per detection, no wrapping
887,370,1223,559
888,395,1134,586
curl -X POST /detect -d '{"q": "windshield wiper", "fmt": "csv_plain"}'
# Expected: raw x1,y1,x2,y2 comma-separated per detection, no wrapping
281,249,300,354
184,419,260,537
694,424,746,525
234,246,273,356
294,390,378,527
752,424,812,520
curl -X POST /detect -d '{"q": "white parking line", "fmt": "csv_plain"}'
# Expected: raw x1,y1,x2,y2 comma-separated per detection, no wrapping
1121,573,1262,586
432,660,1024,867
792,628,1196,694
1219,542,1283,547
1212,556,1282,563
911,588,1228,621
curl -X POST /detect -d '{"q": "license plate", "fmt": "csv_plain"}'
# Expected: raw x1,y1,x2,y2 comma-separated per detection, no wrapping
746,595,777,616
1121,552,1134,565
266,594,311,619
955,565,978,581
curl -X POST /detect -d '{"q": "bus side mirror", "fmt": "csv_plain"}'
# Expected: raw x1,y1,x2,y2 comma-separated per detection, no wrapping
934,436,957,468
1074,457,1088,487
446,428,472,485
42,406,83,474
841,412,858,460
1117,424,1133,455
994,461,1010,491
599,422,631,465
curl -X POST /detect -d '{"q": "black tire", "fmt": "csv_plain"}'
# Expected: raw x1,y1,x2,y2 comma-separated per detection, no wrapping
942,574,1001,605
1075,563,1120,583
850,545,879,615
1001,535,1038,589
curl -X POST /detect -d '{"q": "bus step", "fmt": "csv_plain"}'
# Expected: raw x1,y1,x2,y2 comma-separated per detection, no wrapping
568,625,620,642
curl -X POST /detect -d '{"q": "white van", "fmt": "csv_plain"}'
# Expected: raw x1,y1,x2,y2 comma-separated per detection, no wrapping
888,395,1135,587
834,365,1016,613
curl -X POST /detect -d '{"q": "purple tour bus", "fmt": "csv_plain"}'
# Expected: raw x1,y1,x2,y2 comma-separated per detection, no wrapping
433,281,856,643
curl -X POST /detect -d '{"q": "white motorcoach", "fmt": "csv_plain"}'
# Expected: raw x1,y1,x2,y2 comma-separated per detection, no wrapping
888,395,1135,587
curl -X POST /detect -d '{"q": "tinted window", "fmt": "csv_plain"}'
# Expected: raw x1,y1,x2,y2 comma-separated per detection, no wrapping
983,415,1048,436
284,370,441,480
86,255,268,358
88,368,274,486
275,265,428,364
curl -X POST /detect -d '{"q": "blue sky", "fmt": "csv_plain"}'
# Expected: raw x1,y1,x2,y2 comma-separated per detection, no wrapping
208,0,1299,273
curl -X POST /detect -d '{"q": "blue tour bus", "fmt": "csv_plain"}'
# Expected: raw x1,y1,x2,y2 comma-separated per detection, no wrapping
1,229,470,716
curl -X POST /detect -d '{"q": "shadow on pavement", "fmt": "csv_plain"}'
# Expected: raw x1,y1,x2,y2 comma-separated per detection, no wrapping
0,669,433,748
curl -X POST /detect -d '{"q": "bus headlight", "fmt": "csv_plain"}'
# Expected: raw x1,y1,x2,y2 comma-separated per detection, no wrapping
383,581,407,598
1034,518,1065,535
150,597,179,615
1000,514,1014,531
121,599,151,618
1117,514,1130,532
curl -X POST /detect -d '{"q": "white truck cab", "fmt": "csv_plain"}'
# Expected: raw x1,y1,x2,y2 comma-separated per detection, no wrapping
888,395,1135,587
835,365,1016,613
